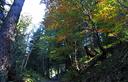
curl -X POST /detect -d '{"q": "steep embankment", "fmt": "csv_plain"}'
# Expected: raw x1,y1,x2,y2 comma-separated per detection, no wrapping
82,42,128,82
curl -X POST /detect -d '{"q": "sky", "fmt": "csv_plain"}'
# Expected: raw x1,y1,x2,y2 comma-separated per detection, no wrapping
21,0,46,34
5,0,46,52
20,0,46,52
5,0,46,24
5,0,46,33
22,0,46,24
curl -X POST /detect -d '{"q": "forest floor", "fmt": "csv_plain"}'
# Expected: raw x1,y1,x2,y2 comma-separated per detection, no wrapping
43,79,59,82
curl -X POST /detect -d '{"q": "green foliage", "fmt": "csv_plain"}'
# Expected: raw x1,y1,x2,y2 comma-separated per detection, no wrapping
17,15,32,32
41,0,128,81
23,70,45,82
12,15,31,72
26,26,50,77
61,69,81,82
11,0,128,81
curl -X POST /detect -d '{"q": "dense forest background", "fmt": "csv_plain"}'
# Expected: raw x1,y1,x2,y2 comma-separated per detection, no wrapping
0,0,128,82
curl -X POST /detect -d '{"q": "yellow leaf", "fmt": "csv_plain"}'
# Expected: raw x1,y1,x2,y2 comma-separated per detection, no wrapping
56,35,66,42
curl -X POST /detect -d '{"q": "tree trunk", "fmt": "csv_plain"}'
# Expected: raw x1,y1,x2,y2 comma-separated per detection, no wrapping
0,0,25,82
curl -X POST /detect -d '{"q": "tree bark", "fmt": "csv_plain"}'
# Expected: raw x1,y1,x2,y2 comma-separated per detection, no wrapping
0,0,25,82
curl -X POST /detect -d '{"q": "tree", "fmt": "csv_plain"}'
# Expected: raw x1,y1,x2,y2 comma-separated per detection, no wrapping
43,0,128,81
0,0,5,22
0,0,25,81
12,15,31,73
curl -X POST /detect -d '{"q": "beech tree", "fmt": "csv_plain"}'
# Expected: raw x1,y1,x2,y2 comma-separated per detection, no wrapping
0,0,25,81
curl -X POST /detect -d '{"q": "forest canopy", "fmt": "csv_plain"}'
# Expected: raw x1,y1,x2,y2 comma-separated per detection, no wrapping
0,0,128,82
